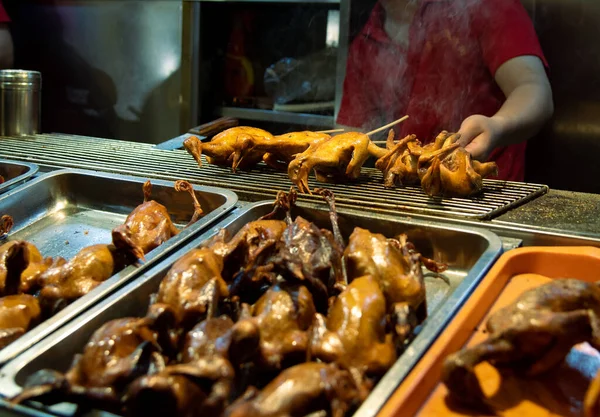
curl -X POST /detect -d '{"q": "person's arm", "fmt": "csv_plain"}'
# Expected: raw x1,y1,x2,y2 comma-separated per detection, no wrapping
457,55,553,160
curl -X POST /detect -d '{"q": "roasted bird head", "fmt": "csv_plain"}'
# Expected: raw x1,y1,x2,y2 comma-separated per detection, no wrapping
238,282,316,371
124,356,235,417
0,294,41,349
12,311,175,412
150,246,229,331
0,214,13,236
224,362,358,417
309,275,396,397
442,279,600,413
288,132,386,194
184,127,274,172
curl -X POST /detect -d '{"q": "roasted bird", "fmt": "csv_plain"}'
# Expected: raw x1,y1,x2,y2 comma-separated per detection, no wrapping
375,130,420,187
238,282,316,370
417,131,498,197
442,279,600,413
149,247,229,329
288,132,387,194
12,312,175,412
184,127,274,172
238,131,332,171
224,362,359,417
112,180,203,260
309,275,396,397
344,228,446,345
585,369,600,417
37,244,132,311
0,294,41,349
124,356,235,417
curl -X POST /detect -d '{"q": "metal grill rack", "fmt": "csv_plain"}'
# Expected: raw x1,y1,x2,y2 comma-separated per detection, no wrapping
0,133,548,219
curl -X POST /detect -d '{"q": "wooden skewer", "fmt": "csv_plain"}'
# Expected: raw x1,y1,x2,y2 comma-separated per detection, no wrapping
366,115,409,137
316,128,345,134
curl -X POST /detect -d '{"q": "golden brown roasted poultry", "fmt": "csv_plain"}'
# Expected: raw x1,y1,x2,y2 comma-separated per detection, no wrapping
442,279,600,413
309,275,397,397
344,228,447,345
37,244,131,310
112,180,203,260
0,294,41,349
238,131,332,170
288,132,387,193
124,356,235,417
585,369,600,417
184,127,274,172
375,130,420,187
224,362,359,417
149,247,229,329
417,131,498,197
13,312,175,412
238,283,316,370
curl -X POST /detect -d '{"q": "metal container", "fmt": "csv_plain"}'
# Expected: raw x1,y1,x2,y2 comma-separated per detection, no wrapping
0,70,41,136
0,168,237,366
0,201,502,417
0,159,38,194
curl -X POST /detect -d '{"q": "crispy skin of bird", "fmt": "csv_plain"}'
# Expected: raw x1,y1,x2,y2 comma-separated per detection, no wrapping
442,279,600,413
184,127,274,172
288,132,387,194
224,362,359,417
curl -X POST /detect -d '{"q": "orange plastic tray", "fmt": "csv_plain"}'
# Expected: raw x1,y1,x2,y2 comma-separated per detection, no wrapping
380,246,600,417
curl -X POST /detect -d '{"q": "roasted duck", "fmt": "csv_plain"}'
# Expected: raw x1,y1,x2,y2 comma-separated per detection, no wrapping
442,279,600,413
149,247,229,329
112,180,203,260
0,240,57,295
37,244,131,311
238,131,332,171
224,362,358,417
288,132,387,194
0,294,41,349
309,275,396,397
344,228,446,346
238,282,316,370
184,127,274,172
12,312,175,412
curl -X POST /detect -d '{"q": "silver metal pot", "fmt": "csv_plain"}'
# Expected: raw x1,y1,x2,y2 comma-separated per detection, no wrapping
0,70,41,136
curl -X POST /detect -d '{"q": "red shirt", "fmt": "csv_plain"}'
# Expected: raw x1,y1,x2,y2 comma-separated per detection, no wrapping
337,0,548,181
0,1,9,23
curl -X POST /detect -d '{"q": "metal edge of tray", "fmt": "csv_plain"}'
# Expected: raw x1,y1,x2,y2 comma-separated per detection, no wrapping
0,200,503,417
0,168,238,366
0,159,39,194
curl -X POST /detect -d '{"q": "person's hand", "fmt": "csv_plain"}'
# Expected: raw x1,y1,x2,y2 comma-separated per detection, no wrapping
456,115,503,161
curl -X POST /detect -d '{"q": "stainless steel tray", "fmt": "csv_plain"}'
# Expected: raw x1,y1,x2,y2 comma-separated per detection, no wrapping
0,159,38,194
0,168,237,366
0,201,502,417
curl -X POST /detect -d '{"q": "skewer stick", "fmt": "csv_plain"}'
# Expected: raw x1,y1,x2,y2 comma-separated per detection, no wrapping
316,128,345,134
366,115,409,137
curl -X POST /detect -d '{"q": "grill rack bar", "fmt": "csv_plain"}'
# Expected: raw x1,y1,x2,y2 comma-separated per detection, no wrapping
0,133,548,219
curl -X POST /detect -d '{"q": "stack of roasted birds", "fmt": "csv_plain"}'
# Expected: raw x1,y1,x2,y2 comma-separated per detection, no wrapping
183,125,498,197
0,180,203,350
12,189,448,417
